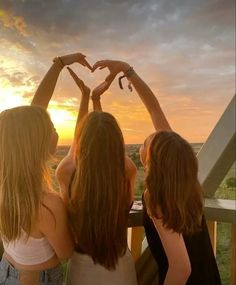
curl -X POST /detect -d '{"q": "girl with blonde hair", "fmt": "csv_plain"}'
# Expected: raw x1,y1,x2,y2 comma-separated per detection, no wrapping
0,106,73,285
91,59,221,285
0,52,88,285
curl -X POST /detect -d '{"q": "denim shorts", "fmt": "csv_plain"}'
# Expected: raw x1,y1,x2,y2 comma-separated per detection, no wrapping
0,257,63,285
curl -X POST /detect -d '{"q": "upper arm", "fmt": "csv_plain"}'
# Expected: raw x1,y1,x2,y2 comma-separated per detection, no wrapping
56,155,75,194
31,99,48,109
152,218,191,279
125,156,137,203
39,193,74,260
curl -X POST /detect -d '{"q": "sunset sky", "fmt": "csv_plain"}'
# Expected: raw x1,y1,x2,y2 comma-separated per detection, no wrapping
0,0,234,145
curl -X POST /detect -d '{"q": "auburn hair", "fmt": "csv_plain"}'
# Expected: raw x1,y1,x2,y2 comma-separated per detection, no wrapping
146,131,203,235
0,106,54,242
69,112,130,270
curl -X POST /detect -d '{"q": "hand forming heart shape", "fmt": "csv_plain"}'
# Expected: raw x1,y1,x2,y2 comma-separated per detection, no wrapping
69,60,117,100
60,54,131,99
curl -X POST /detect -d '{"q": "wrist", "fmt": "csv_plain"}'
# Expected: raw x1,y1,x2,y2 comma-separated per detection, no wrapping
91,94,101,101
83,91,90,99
123,66,135,78
53,57,64,69
118,66,135,92
120,62,131,73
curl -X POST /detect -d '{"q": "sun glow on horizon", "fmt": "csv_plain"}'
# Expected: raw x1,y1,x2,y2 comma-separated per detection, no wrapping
0,87,27,112
48,107,76,144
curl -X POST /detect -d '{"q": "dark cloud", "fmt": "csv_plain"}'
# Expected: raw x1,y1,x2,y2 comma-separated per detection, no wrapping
0,0,234,60
0,0,234,142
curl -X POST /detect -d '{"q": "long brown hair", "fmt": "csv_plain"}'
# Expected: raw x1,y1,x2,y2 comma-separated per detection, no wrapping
146,131,203,235
69,112,129,270
0,106,53,242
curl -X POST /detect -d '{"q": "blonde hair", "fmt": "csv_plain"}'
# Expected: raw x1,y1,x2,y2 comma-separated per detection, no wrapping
0,105,54,242
146,131,203,235
69,112,129,270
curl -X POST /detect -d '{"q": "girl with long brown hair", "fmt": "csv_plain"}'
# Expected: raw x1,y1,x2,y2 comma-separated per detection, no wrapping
91,59,221,285
56,67,137,285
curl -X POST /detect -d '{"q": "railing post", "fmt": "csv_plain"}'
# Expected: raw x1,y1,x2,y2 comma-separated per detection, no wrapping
207,220,217,256
231,224,236,285
130,226,144,262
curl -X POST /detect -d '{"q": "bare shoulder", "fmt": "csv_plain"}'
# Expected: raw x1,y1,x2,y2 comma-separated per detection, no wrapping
125,156,137,203
40,191,66,217
39,191,75,260
56,155,76,188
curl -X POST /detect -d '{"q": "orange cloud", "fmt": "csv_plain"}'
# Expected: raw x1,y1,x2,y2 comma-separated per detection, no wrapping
0,9,28,37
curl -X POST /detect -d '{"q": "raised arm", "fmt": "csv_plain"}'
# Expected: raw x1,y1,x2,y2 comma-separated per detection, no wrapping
31,53,92,109
124,69,171,132
92,60,171,132
90,75,116,111
56,68,90,203
40,193,74,261
67,67,90,153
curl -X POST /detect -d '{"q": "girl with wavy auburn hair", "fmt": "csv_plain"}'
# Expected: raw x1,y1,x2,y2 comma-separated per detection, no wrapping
56,68,137,285
145,130,203,235
91,59,221,285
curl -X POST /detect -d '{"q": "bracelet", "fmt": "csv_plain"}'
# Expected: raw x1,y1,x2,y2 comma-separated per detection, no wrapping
53,56,64,68
124,66,135,78
118,67,134,92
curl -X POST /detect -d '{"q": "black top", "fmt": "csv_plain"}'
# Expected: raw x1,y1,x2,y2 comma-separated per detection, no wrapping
142,195,222,285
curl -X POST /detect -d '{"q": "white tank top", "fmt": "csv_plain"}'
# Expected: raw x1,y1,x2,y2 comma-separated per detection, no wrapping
3,230,55,265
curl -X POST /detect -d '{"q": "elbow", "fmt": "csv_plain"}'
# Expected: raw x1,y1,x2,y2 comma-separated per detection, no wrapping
168,262,191,284
57,239,75,261
181,263,191,281
58,247,74,261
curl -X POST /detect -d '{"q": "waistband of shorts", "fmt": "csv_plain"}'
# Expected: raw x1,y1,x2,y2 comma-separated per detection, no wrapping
0,257,19,278
0,257,62,282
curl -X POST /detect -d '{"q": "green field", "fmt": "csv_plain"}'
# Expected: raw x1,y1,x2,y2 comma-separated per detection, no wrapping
214,165,236,285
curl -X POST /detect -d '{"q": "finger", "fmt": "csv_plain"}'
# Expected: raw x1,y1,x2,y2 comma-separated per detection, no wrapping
81,58,93,70
67,67,79,78
93,60,106,67
78,57,92,70
77,53,86,59
67,67,83,84
92,64,106,72
92,60,107,72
